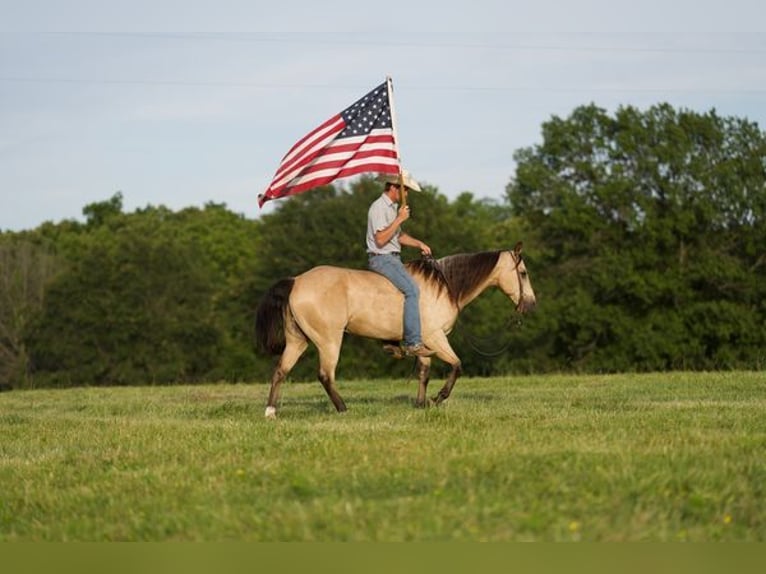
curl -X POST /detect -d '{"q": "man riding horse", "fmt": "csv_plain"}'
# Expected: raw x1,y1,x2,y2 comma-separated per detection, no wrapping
366,171,433,358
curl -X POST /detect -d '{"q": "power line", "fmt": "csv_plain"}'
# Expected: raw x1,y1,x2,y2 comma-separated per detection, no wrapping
10,30,766,55
1,76,765,95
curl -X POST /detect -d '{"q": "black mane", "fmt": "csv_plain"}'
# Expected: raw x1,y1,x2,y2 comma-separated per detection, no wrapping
407,251,502,305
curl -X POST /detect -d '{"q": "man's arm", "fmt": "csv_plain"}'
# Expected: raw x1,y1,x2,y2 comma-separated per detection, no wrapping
373,207,409,248
400,232,432,256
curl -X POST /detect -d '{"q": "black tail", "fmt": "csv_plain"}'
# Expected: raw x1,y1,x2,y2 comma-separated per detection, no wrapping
255,278,295,355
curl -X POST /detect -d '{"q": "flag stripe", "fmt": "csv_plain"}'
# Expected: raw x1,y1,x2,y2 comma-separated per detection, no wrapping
268,152,399,198
268,130,395,192
271,119,345,181
279,114,344,164
277,161,400,199
291,157,400,187
284,152,399,191
269,143,398,194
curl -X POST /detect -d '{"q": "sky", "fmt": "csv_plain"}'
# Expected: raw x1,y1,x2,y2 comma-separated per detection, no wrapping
1,0,764,231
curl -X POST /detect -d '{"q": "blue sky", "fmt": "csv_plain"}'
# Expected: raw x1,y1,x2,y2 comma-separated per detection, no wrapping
1,0,764,231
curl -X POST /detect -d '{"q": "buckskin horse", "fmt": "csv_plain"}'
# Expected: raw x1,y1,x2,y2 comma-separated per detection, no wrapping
255,242,536,418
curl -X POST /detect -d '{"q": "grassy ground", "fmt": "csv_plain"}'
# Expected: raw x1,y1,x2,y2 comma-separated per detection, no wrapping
1,372,764,541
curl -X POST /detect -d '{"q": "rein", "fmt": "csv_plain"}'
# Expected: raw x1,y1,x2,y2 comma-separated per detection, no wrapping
457,312,524,357
457,248,527,357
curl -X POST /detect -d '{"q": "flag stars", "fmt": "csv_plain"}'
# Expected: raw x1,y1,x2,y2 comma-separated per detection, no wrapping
338,84,392,137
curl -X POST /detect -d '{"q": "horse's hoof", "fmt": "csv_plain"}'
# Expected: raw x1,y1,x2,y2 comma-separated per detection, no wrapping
264,406,277,419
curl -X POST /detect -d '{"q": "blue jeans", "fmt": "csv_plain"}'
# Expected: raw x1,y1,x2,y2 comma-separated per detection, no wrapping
368,254,422,346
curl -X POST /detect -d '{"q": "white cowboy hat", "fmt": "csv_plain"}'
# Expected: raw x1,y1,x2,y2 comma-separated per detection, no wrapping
378,169,422,192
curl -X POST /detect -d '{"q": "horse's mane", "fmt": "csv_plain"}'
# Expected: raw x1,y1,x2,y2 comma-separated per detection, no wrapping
406,251,502,305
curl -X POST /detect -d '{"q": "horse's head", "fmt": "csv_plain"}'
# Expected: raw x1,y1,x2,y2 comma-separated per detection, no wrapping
498,242,537,314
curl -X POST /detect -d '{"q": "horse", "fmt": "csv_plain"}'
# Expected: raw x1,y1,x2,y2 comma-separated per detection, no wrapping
255,242,536,418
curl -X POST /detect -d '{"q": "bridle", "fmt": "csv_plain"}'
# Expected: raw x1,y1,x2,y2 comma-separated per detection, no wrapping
510,249,527,311
452,247,530,357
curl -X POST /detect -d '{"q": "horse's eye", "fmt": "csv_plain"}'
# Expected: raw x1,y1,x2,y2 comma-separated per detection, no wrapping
520,271,528,279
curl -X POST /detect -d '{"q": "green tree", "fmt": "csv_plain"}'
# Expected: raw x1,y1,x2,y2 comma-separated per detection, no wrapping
166,202,264,381
508,103,766,371
25,196,271,385
25,210,222,386
0,236,63,388
83,191,125,228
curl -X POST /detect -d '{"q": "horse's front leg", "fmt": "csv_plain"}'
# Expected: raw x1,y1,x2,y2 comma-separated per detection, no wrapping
421,333,463,406
415,357,431,408
432,361,462,406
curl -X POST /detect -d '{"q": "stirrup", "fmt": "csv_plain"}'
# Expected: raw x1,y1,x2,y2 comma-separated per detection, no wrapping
402,343,435,357
382,343,406,360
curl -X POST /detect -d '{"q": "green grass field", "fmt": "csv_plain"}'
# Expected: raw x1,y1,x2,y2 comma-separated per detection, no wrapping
1,372,764,541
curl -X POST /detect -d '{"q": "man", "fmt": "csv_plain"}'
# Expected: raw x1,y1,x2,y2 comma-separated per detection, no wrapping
366,171,433,357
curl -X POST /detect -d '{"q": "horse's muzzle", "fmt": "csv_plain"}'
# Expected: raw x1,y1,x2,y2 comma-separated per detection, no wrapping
516,297,536,314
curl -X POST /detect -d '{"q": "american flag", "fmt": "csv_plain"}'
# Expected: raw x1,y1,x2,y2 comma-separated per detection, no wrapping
258,81,400,207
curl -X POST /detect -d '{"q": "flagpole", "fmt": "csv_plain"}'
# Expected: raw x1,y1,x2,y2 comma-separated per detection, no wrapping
386,75,407,208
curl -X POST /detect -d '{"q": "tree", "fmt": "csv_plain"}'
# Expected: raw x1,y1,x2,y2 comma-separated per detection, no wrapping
167,202,264,381
83,192,125,228
25,212,222,386
507,103,766,371
0,237,63,388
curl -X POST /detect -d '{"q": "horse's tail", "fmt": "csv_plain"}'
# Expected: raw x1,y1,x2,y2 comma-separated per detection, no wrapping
255,277,295,355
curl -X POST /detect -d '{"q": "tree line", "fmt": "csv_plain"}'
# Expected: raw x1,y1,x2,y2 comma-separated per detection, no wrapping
1,103,764,389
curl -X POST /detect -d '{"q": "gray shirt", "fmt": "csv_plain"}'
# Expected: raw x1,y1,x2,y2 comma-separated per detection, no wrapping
366,193,400,254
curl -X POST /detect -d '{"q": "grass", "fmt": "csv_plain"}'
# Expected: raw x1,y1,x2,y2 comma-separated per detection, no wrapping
1,371,765,541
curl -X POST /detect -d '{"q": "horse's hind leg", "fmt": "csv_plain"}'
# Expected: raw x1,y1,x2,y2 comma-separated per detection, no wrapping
415,357,431,408
265,331,308,419
316,334,347,413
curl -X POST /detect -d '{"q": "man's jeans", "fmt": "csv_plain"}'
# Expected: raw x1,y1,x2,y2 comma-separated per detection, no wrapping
368,254,422,346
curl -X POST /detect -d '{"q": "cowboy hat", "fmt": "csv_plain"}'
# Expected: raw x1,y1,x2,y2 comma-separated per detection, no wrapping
378,169,422,193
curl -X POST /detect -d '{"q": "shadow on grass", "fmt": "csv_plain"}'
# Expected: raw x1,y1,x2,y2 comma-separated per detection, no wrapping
182,386,498,421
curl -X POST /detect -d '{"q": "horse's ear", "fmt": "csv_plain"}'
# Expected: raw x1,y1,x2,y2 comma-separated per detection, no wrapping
513,241,523,256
